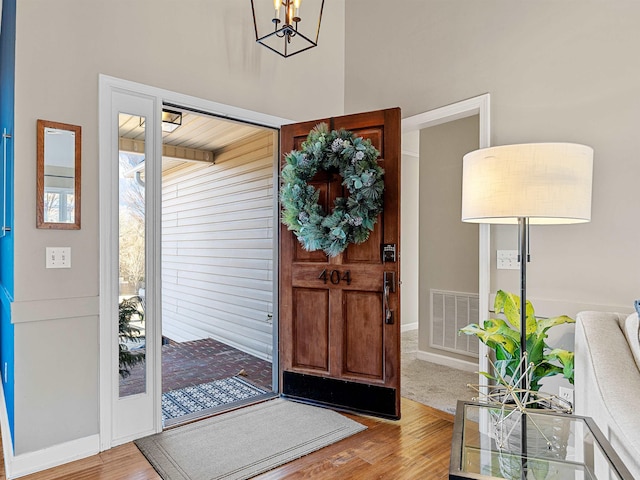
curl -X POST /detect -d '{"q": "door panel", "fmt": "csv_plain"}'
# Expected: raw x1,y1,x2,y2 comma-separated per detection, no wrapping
292,288,329,372
344,223,382,263
279,108,401,419
344,290,383,379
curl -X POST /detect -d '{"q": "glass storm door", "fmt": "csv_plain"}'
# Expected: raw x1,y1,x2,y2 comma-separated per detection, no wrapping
108,90,161,445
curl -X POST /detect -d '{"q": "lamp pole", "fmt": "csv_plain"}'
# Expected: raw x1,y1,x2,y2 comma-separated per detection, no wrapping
518,216,528,391
518,216,528,479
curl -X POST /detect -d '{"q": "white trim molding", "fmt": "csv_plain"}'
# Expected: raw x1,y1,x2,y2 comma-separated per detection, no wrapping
99,75,291,130
415,350,478,373
401,94,490,136
11,296,99,323
401,322,418,333
401,149,419,158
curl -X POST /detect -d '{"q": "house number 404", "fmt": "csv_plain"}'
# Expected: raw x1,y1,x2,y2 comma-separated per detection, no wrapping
318,269,351,285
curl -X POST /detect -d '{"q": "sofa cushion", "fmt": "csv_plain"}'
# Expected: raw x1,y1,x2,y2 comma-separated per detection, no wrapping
623,312,640,372
576,312,640,479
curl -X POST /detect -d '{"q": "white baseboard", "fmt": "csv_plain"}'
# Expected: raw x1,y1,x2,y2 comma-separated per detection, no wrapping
416,350,478,373
9,434,100,479
401,322,418,333
0,379,14,479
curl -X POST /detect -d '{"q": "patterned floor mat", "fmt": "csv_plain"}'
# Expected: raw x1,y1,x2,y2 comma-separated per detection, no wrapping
162,376,268,422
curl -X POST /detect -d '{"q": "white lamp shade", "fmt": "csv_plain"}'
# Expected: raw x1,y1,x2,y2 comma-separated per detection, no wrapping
461,143,593,225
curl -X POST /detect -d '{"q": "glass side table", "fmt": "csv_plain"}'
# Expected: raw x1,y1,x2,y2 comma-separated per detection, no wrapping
449,401,633,480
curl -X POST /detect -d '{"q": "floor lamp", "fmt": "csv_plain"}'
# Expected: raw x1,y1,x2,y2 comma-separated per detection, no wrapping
461,143,593,474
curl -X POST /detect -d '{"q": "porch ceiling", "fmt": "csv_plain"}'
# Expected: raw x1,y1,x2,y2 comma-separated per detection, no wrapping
118,109,269,172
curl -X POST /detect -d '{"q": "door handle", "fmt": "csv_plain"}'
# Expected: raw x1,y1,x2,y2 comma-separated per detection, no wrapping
383,272,395,324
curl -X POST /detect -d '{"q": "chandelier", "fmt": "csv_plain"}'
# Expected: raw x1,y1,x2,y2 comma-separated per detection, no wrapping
251,0,325,58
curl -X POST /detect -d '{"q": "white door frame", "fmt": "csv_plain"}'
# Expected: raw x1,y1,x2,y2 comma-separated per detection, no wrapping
401,93,491,383
98,75,290,450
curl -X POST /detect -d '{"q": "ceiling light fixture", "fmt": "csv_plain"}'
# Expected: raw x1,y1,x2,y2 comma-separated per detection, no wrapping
251,0,324,58
160,109,182,133
139,109,183,133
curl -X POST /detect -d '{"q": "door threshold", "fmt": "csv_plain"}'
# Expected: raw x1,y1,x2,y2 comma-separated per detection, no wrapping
163,392,278,429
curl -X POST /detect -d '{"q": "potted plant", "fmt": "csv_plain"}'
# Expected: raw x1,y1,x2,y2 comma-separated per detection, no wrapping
460,290,575,479
119,295,146,378
460,289,575,397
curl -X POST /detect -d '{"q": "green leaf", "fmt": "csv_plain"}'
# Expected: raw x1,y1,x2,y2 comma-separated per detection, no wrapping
478,371,498,382
494,357,519,381
527,334,546,365
495,290,535,333
459,319,519,354
459,324,500,350
531,362,563,390
547,348,575,384
536,315,575,336
486,319,520,341
496,291,519,330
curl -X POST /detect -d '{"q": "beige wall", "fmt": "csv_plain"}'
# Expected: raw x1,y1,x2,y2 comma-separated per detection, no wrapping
15,317,98,453
345,1,639,315
13,0,345,454
419,116,479,359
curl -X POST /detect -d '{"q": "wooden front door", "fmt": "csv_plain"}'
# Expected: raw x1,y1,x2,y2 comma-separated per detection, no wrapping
279,108,401,419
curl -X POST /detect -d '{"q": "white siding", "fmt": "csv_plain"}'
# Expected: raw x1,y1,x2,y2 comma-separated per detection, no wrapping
161,131,276,361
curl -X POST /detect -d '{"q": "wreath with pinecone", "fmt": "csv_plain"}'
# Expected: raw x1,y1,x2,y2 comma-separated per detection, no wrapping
280,123,384,257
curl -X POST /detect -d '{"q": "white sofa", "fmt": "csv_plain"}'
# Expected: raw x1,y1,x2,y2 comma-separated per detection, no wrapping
575,311,640,479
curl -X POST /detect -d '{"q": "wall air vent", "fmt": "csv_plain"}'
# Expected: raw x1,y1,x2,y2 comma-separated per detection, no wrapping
430,289,479,358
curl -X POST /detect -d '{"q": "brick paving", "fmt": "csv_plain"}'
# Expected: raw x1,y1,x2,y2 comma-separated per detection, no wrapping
119,337,272,397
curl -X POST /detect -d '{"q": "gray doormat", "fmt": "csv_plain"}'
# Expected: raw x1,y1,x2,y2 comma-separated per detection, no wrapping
135,398,366,480
162,376,267,422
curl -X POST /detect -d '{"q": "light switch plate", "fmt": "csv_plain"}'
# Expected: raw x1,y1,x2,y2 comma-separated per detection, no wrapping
46,247,71,268
497,250,519,270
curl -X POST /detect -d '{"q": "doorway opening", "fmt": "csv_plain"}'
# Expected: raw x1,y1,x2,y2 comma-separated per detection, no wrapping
399,95,492,411
117,108,277,427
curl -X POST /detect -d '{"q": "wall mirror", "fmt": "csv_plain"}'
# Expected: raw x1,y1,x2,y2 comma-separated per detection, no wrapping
37,119,81,229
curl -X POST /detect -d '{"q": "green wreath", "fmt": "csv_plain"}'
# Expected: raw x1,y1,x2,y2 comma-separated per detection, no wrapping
280,123,385,257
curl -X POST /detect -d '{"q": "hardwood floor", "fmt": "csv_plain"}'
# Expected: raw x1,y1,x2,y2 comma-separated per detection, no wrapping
12,398,454,479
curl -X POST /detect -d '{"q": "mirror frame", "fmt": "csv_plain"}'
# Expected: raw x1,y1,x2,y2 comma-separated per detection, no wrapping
37,119,82,230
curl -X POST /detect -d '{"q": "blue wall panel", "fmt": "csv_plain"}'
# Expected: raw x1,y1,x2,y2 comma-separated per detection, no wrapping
0,0,16,448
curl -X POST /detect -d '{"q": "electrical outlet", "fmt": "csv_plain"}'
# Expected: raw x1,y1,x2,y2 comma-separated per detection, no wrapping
559,387,574,406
